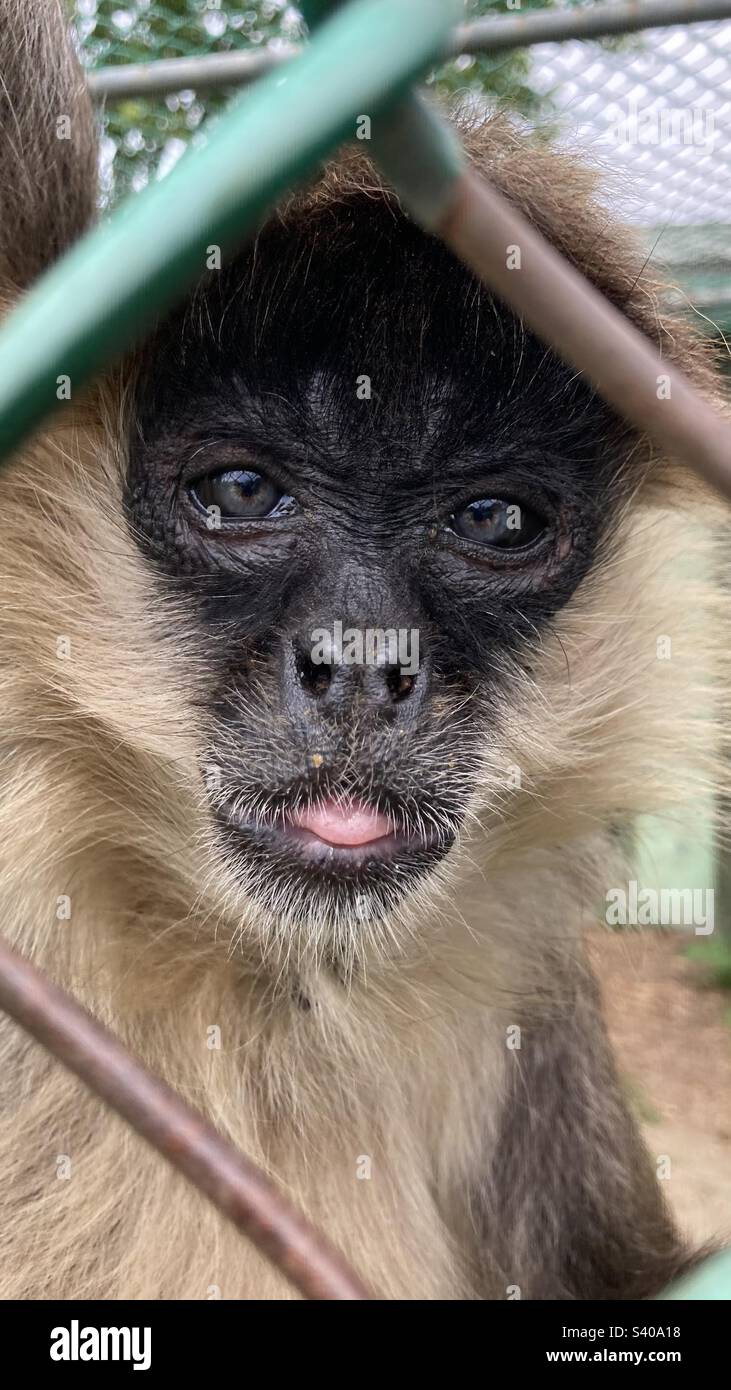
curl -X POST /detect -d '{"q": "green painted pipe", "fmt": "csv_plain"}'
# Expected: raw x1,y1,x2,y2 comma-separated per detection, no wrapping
300,0,345,28
0,0,460,461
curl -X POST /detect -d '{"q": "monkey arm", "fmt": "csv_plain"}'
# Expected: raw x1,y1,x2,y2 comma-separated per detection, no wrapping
0,1,97,296
470,966,693,1301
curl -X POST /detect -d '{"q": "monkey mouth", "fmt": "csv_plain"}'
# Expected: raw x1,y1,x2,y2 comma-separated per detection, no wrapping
286,799,448,871
285,799,396,852
216,793,454,883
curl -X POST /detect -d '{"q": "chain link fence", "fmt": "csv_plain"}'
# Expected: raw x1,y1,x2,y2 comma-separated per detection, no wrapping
529,18,731,326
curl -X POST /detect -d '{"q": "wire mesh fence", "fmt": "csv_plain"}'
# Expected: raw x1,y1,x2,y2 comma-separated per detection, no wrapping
530,20,731,228
528,14,731,326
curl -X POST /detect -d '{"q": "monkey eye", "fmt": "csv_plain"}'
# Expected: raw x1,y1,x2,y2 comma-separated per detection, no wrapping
450,497,546,549
189,468,295,521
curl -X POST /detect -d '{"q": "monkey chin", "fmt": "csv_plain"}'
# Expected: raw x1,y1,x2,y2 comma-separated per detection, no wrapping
212,798,457,955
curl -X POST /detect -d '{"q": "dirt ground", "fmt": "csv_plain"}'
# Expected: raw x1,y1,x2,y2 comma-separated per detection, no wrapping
588,929,731,1248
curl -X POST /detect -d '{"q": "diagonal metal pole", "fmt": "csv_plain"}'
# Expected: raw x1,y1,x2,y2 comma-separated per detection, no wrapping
0,0,457,1304
370,91,731,501
0,935,371,1300
0,0,459,463
1,0,730,501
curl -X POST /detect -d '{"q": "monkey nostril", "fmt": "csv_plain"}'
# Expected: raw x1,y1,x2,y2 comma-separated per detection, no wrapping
386,667,417,703
292,640,420,706
296,649,332,698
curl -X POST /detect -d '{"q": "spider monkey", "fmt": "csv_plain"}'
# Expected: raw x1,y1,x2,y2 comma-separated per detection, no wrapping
0,0,725,1299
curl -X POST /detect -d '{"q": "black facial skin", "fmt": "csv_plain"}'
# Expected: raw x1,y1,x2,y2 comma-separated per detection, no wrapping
126,191,636,925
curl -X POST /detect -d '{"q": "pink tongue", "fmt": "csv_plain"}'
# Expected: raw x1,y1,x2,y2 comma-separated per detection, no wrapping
290,800,392,847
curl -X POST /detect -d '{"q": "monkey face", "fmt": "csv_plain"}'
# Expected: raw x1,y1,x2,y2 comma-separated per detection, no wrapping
125,192,633,942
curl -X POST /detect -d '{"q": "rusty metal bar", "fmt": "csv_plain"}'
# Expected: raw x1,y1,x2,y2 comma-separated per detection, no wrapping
88,45,292,100
456,0,731,54
88,0,731,100
0,935,371,1301
432,167,731,499
363,89,731,499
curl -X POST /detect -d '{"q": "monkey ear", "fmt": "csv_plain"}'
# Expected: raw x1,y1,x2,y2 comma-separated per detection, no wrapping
0,0,98,295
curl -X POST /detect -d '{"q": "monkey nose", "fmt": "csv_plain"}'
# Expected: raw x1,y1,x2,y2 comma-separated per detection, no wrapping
292,642,419,710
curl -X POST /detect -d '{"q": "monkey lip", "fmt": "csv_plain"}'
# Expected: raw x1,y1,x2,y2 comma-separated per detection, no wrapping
285,799,394,848
276,796,412,866
219,794,451,873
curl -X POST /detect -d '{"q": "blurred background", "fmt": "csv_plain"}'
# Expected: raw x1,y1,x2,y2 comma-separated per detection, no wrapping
68,0,731,1244
69,0,731,351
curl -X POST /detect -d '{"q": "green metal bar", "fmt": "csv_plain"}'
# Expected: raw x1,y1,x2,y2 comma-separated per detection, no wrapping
0,0,460,461
300,0,346,28
656,1248,731,1300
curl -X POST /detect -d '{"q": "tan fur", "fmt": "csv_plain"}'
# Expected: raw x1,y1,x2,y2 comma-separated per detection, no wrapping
0,3,728,1300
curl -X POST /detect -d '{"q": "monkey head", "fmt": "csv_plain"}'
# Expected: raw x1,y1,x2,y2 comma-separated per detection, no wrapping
123,164,647,961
